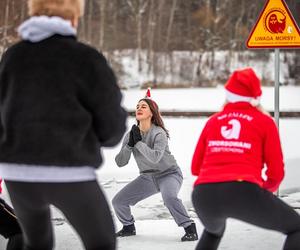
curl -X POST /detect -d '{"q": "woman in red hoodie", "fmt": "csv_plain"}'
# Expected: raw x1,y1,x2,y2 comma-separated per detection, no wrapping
191,68,300,250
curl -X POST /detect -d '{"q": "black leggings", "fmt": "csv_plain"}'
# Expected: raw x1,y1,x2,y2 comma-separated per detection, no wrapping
5,181,115,250
192,182,300,250
0,197,22,238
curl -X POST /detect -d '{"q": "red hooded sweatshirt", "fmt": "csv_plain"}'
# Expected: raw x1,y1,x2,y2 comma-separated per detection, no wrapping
191,102,284,192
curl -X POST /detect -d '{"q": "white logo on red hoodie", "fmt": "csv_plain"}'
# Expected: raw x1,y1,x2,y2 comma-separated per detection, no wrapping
221,119,241,139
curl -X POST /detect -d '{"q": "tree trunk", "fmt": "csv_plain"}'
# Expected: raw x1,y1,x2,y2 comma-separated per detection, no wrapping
2,0,10,53
99,0,107,49
165,0,177,52
137,0,148,72
146,0,155,74
234,0,245,50
20,0,27,21
87,0,94,44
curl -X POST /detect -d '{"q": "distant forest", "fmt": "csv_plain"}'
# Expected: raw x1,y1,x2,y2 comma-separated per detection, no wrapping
1,0,300,86
1,0,300,51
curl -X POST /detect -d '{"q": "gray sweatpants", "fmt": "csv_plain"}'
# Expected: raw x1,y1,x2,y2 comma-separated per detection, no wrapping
112,167,193,228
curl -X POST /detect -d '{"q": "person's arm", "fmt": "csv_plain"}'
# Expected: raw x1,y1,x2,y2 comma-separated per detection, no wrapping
262,119,285,192
115,132,133,167
191,126,207,176
83,51,127,147
135,132,167,164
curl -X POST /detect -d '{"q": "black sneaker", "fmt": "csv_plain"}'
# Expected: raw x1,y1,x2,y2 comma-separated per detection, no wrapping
181,222,198,241
116,224,136,237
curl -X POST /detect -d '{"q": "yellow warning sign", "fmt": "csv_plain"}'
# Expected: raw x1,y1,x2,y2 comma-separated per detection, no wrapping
246,0,300,48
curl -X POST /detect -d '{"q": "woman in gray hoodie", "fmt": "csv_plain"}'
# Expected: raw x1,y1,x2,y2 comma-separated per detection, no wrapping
112,90,198,242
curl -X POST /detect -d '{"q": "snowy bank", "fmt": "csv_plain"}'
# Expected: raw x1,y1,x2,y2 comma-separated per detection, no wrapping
121,86,300,112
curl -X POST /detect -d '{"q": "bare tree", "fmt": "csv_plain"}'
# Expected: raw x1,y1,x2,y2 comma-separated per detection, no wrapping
165,0,178,52
87,0,94,44
125,0,149,71
233,0,246,50
98,0,107,49
20,0,27,21
1,0,10,54
146,0,155,73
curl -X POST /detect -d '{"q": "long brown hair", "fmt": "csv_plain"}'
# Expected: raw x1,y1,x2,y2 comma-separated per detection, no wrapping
138,98,170,138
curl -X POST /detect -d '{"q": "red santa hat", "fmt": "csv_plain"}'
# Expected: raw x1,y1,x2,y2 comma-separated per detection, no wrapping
225,68,262,106
142,87,159,109
145,87,151,99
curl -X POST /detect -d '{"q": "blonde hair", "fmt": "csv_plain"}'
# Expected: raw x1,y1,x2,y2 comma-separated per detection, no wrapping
28,0,85,20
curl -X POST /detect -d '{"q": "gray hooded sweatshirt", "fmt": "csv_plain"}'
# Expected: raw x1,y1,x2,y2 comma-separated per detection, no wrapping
115,125,179,173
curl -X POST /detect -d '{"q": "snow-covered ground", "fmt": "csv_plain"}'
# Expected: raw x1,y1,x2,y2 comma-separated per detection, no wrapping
0,86,300,249
121,85,300,112
113,50,296,87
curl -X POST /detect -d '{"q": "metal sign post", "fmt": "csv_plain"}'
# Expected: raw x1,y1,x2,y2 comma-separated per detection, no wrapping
274,48,280,196
274,48,280,128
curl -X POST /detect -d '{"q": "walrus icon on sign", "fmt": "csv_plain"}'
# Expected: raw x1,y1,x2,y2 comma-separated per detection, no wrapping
264,8,286,34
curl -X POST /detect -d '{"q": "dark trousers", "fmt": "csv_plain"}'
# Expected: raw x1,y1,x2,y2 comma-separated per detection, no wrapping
192,181,300,250
0,197,23,250
0,197,22,239
5,181,115,250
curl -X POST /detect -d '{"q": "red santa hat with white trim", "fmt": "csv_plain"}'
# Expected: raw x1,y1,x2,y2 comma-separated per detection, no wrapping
225,68,262,106
145,87,151,99
143,87,159,109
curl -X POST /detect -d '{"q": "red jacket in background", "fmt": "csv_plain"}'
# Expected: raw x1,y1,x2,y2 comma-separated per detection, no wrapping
191,102,284,192
0,179,2,194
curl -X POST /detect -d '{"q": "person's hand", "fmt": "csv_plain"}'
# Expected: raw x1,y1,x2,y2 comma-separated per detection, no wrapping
127,130,134,147
132,125,142,144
